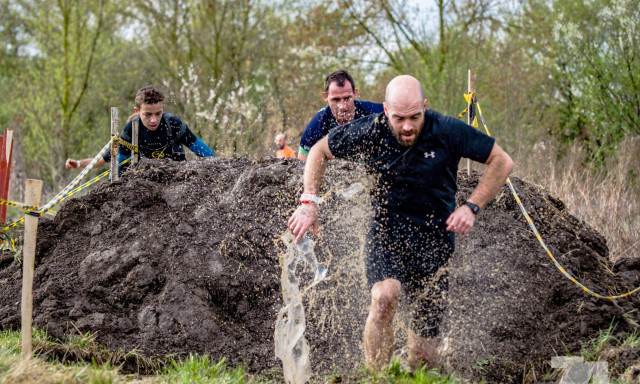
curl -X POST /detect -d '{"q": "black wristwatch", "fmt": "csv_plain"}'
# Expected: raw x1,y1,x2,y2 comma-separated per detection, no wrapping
464,201,480,214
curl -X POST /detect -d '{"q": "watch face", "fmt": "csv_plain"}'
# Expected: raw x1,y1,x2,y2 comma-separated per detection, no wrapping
465,202,479,214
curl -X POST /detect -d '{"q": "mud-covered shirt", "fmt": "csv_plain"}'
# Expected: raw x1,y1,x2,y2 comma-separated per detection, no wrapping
118,113,198,161
328,109,495,230
299,100,383,155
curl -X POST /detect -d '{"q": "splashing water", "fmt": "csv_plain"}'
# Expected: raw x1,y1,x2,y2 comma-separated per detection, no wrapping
275,231,327,384
336,182,365,199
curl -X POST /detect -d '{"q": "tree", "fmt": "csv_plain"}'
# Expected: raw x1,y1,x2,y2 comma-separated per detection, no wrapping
553,0,640,164
11,0,140,188
132,0,372,156
130,0,275,155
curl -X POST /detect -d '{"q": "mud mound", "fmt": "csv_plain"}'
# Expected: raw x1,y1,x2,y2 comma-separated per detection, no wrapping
1,157,639,382
442,176,640,381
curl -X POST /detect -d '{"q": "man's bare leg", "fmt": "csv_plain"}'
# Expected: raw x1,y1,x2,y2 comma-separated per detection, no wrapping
407,330,440,370
364,279,402,370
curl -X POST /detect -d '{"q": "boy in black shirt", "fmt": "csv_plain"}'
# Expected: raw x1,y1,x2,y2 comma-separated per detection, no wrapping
66,86,213,171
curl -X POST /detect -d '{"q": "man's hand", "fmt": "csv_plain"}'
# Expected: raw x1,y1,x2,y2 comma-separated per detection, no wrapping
288,203,319,243
445,205,476,235
65,158,79,170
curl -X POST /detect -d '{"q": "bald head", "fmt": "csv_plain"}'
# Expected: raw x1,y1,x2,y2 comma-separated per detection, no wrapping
383,75,427,147
385,75,424,105
275,133,287,149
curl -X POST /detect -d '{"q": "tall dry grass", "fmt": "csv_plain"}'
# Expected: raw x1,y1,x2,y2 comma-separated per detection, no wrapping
512,136,640,262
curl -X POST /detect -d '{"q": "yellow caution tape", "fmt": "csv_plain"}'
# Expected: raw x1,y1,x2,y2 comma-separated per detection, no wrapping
0,199,38,211
2,217,24,233
1,143,132,250
37,139,114,216
0,231,15,249
463,92,476,105
464,95,639,299
114,136,139,153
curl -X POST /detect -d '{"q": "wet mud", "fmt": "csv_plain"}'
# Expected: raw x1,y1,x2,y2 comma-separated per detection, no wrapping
0,157,638,382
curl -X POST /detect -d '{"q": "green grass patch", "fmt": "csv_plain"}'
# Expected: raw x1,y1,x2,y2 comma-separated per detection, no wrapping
0,329,122,384
327,358,460,384
0,330,464,383
159,355,262,383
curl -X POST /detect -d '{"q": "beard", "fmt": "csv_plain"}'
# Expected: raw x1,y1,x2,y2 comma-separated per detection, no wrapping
335,111,355,125
392,128,419,146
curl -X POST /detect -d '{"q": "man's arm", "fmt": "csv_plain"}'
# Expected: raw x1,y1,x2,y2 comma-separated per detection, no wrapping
445,143,513,234
65,157,107,170
297,150,307,161
287,135,335,242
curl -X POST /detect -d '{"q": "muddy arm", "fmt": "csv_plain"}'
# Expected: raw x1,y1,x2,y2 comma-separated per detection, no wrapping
446,143,513,234
288,136,335,242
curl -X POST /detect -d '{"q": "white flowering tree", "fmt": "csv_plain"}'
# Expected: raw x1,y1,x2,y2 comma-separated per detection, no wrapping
553,0,640,164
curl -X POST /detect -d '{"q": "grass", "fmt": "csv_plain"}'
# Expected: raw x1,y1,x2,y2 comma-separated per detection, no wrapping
540,322,640,383
0,330,123,384
157,355,260,383
513,137,640,262
580,323,618,362
323,358,460,384
13,328,640,383
0,330,462,383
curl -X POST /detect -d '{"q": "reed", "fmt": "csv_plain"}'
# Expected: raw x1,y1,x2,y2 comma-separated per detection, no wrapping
513,137,640,262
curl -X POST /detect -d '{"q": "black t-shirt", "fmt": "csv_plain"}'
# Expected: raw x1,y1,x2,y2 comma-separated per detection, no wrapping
328,109,495,230
118,113,198,161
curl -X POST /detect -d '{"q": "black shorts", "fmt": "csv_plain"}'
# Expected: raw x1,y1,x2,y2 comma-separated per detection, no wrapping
365,220,454,338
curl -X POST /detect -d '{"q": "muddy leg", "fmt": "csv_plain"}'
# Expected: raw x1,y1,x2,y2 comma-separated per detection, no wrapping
408,330,440,370
364,279,402,370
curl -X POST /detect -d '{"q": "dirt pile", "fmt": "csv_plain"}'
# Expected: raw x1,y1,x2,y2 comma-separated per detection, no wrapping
441,175,640,381
0,157,639,382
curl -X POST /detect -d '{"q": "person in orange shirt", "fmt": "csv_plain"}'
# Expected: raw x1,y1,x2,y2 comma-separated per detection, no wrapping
275,134,296,158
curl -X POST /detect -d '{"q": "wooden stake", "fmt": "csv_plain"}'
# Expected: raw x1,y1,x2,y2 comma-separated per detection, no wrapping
467,69,477,176
132,119,139,166
21,179,42,358
111,107,119,181
0,129,14,224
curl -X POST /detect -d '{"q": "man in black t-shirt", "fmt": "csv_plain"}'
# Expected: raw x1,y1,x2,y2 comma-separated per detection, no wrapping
288,75,513,370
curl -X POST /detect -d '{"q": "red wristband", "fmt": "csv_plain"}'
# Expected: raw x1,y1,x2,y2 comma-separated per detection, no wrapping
300,193,319,204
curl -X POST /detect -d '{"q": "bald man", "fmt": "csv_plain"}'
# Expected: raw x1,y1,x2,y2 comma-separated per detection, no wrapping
275,133,296,158
288,75,513,370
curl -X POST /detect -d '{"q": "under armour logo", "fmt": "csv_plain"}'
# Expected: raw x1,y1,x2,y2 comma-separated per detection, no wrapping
424,151,436,159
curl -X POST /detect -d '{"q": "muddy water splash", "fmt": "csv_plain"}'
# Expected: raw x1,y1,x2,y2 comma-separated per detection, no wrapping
275,232,327,384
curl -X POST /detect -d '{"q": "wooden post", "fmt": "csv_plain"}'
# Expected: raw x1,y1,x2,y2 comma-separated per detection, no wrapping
131,119,139,166
467,69,477,175
0,129,13,224
110,107,119,181
21,179,42,358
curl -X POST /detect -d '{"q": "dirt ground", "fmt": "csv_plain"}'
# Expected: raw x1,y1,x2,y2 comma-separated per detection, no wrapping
1,157,639,382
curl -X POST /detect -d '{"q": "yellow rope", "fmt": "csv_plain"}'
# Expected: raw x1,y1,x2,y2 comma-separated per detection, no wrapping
0,199,38,211
464,93,639,299
1,147,131,250
113,136,138,153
